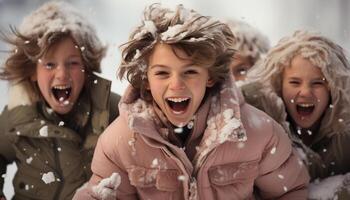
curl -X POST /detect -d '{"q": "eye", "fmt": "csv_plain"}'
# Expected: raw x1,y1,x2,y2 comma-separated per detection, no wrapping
43,62,56,70
66,60,83,68
184,69,198,75
288,80,300,85
154,71,169,76
311,80,326,87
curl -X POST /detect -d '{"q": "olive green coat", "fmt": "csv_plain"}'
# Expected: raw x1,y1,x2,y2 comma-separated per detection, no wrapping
0,74,120,200
241,82,350,199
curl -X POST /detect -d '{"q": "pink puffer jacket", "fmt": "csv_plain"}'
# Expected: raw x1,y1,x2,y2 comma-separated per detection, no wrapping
73,78,309,200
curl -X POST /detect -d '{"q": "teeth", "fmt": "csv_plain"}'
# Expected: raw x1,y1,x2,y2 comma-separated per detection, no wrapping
53,85,70,90
167,97,189,103
298,103,314,108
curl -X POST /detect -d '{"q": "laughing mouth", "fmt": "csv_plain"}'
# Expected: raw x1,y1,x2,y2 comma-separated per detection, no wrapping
52,85,72,103
296,103,315,116
166,97,190,114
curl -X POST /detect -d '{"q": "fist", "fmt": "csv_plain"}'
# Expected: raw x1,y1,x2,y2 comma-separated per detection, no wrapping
92,173,121,200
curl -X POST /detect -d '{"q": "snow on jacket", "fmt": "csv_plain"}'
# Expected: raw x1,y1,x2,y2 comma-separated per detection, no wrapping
239,31,350,200
240,31,350,182
73,77,309,200
0,74,120,200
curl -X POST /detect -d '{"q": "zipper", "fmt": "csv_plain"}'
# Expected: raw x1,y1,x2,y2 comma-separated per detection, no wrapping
52,139,64,200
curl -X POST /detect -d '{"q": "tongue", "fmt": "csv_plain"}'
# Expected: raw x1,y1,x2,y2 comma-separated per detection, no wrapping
297,106,314,116
171,102,187,112
56,90,69,102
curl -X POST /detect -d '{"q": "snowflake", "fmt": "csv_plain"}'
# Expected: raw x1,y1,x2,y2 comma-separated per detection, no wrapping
42,172,56,184
39,126,48,137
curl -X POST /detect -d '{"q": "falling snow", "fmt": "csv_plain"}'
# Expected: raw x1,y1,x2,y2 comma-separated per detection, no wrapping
174,127,183,134
26,157,33,164
41,172,56,184
307,130,312,135
178,175,186,181
270,147,276,154
151,158,159,168
39,126,48,137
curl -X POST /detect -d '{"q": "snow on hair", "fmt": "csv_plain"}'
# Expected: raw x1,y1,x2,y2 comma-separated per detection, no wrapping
118,3,235,100
247,30,350,132
225,19,270,63
19,1,106,73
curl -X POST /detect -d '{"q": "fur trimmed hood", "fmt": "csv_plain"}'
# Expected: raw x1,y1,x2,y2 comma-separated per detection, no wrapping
246,30,350,142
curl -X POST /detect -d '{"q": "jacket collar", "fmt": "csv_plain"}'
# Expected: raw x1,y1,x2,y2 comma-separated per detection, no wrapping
120,76,247,172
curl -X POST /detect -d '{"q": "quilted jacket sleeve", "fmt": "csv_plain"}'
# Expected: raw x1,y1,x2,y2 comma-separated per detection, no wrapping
255,121,310,199
73,117,138,200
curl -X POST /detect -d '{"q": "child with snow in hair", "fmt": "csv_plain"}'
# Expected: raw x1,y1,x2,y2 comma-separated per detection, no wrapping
0,2,120,200
241,31,350,199
73,4,309,200
225,19,270,84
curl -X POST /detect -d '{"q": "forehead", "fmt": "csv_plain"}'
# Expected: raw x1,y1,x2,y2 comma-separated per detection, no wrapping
283,55,324,78
44,37,80,58
148,43,193,66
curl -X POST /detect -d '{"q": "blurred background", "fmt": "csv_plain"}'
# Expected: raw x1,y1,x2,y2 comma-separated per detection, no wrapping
0,0,349,198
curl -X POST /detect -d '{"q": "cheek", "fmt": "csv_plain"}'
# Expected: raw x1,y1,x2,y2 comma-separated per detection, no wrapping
316,89,330,106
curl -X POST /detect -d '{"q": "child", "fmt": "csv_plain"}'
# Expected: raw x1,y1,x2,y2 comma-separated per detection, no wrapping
73,4,309,200
0,2,120,200
225,19,270,83
241,31,350,198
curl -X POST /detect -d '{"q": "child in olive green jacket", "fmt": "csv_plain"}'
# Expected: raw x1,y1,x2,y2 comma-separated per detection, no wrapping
0,2,120,199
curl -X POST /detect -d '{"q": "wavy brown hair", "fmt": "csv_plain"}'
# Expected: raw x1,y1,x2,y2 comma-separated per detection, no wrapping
0,28,105,102
118,4,236,101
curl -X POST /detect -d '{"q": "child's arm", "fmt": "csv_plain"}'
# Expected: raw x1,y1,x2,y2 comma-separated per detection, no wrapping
73,117,138,200
0,106,24,198
255,121,310,199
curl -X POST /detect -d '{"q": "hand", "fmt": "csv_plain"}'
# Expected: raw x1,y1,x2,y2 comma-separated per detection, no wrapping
92,173,121,200
0,196,6,200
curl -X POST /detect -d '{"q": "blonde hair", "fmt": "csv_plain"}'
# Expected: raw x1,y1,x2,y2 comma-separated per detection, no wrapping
0,2,106,102
118,4,235,100
247,30,350,132
225,19,270,63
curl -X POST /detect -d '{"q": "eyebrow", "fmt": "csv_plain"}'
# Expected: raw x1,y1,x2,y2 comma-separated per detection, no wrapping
149,63,196,70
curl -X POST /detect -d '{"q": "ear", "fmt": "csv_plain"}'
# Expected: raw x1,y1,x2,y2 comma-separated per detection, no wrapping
206,78,215,87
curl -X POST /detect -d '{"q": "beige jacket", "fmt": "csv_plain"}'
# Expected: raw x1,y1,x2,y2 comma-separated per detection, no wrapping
74,77,309,200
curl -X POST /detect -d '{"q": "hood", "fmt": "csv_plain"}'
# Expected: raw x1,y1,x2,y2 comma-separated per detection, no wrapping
246,30,350,143
225,19,270,62
19,1,104,63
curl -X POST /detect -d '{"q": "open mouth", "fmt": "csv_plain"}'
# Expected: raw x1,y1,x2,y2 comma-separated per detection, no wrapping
296,103,314,116
166,97,190,114
52,85,72,103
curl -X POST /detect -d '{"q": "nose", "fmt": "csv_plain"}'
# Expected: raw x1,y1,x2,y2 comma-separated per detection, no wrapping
169,74,185,90
298,83,312,97
55,64,70,81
